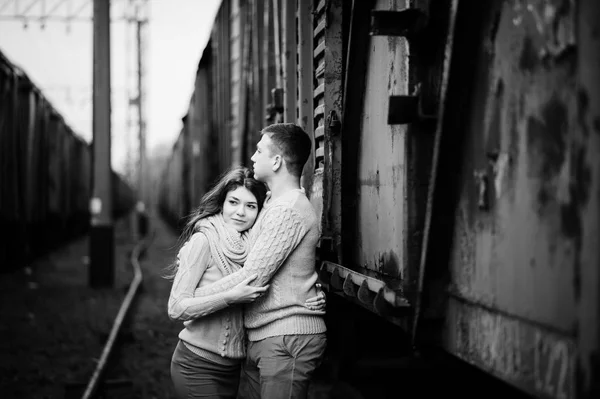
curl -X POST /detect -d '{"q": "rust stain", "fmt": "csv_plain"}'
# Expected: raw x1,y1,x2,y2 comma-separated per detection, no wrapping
512,0,576,60
560,143,592,302
360,169,381,192
487,79,504,155
372,251,401,278
519,36,539,71
577,90,589,138
526,97,567,209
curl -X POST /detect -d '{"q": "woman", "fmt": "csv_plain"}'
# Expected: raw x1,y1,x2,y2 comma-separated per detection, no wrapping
167,167,325,399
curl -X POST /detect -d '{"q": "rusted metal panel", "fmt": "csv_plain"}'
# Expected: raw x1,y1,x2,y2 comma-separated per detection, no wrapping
432,0,599,398
447,297,576,399
340,0,377,270
352,0,410,279
449,0,581,336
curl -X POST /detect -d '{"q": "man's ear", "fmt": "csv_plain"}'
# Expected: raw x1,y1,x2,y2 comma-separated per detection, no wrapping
272,155,282,172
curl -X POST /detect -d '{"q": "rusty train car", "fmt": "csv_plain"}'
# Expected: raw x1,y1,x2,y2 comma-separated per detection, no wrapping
0,49,135,272
157,1,599,398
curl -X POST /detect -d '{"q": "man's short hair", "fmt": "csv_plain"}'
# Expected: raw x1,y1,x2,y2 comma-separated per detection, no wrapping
261,123,312,178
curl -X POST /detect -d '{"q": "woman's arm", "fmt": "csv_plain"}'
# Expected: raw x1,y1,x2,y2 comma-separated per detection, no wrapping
304,283,327,311
168,233,269,321
167,233,232,321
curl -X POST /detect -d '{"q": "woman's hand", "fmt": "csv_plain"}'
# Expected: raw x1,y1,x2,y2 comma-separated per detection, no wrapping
225,274,269,305
305,283,327,311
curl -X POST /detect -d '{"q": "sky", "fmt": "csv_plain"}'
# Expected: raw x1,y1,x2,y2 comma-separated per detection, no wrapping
0,0,222,175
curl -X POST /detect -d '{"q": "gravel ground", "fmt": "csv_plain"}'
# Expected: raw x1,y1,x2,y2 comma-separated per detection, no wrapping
0,213,181,399
0,213,332,399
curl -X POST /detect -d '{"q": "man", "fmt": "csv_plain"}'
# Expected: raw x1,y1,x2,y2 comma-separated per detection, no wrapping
194,123,327,399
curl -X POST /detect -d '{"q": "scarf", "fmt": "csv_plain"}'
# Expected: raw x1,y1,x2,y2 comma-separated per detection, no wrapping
194,214,251,276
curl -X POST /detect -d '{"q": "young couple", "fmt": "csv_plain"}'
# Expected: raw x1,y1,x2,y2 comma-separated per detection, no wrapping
167,123,328,399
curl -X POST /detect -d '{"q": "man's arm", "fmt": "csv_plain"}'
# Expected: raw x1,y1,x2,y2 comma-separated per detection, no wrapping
194,206,306,297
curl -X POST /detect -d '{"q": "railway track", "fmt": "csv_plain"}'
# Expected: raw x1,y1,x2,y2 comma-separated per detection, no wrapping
65,230,154,399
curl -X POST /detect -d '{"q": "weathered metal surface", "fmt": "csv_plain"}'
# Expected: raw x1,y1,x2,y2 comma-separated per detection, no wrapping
321,0,344,261
432,0,599,397
447,297,576,399
449,0,582,337
340,0,377,271
352,0,410,279
308,167,324,237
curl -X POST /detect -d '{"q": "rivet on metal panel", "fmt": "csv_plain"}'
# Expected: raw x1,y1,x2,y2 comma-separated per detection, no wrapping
474,170,490,211
342,274,357,297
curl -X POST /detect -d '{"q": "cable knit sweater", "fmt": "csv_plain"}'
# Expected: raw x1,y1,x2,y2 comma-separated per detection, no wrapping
194,188,327,341
168,233,247,365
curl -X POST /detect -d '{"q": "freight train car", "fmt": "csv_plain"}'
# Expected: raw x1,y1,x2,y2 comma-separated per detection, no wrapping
0,49,135,271
156,1,599,398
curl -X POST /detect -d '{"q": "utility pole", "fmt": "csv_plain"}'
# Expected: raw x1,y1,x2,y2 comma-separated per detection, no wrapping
137,16,144,204
134,4,148,238
89,0,113,287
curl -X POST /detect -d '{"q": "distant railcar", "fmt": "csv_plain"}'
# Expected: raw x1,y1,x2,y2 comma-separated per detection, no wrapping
0,49,134,271
156,1,599,398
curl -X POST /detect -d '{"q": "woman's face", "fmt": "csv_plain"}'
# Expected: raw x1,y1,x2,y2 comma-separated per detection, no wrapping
222,186,259,232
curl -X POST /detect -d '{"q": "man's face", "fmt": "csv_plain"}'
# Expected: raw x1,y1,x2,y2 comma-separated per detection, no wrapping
251,134,279,182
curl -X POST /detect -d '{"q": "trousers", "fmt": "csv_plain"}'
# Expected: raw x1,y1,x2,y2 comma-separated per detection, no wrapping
171,340,241,399
237,334,327,399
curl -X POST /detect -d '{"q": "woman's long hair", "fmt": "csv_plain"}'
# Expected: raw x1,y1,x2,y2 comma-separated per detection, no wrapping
164,166,267,279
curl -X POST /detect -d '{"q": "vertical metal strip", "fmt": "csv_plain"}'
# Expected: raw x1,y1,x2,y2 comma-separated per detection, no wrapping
282,0,297,123
322,0,344,261
298,0,314,191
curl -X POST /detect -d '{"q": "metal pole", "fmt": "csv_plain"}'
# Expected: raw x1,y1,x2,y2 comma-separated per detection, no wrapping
135,15,148,237
281,0,296,123
137,17,144,203
89,0,113,288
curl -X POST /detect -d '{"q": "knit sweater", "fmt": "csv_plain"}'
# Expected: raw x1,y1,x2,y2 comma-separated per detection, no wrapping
168,232,246,365
194,189,327,341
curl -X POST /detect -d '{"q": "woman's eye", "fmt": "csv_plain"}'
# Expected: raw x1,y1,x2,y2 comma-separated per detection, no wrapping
229,200,237,205
248,205,256,210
